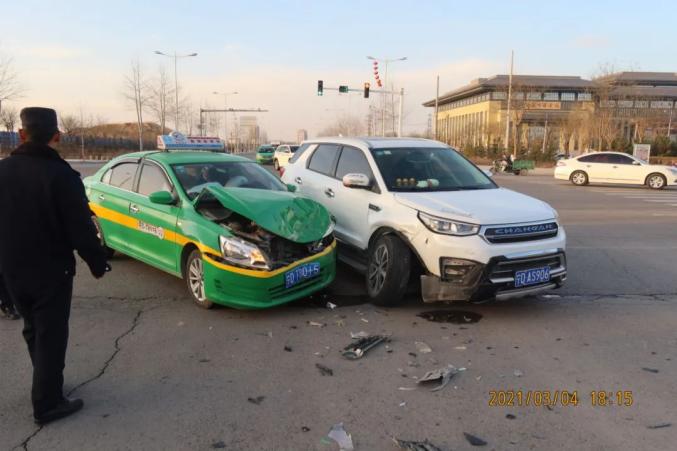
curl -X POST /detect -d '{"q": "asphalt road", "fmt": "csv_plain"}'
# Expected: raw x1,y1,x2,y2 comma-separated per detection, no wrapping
1,158,675,450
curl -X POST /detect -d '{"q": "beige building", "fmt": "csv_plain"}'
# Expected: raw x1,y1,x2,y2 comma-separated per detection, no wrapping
297,129,308,143
424,72,677,153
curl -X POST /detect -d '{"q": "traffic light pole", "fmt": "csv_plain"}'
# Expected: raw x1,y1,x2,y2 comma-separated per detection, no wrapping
318,86,405,137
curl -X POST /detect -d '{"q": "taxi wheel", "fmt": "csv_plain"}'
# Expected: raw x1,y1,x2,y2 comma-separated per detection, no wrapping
366,235,411,306
92,216,115,259
185,250,214,309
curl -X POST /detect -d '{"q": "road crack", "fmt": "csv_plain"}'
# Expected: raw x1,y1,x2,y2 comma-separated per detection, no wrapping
16,308,145,451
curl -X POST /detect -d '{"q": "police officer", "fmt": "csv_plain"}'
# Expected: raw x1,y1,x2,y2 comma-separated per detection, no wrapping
0,107,109,425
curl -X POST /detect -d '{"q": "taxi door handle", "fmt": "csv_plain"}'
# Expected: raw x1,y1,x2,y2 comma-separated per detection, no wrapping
295,177,303,185
98,194,105,201
129,204,139,214
324,188,335,198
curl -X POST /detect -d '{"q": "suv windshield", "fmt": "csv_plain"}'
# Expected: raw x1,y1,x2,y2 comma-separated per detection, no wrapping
371,147,496,192
172,161,286,199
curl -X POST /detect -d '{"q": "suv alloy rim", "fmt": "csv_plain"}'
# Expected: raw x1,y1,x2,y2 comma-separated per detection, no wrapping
368,244,389,294
188,258,206,301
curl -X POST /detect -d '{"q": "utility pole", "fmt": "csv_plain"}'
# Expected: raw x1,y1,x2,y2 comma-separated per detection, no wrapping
79,106,85,160
504,50,514,156
542,112,548,153
434,75,440,140
397,88,404,137
154,50,198,132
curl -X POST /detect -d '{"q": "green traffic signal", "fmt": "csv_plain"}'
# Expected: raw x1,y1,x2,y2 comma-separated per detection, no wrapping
317,80,323,96
339,85,349,93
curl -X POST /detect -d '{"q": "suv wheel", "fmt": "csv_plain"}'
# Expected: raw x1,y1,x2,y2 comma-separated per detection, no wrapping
274,159,280,170
185,250,213,309
366,235,411,306
92,216,115,259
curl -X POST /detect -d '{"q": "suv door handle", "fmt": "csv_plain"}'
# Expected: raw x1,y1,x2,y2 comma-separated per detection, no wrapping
295,177,303,185
129,204,139,214
324,188,335,198
98,194,105,201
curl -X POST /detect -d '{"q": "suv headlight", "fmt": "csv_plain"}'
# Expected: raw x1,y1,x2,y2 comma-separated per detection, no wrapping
219,235,270,270
418,212,479,236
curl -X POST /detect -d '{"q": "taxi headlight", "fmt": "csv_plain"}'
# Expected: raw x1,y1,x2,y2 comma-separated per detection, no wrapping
323,219,335,238
219,235,270,270
418,212,479,236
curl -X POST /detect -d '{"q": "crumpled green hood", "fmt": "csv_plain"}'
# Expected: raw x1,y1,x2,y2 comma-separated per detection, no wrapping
202,186,331,243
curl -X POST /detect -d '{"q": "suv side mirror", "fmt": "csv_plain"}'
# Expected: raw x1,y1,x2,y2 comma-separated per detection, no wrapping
342,173,371,189
149,190,176,205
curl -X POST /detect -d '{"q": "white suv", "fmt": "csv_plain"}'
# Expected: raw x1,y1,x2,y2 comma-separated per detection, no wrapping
282,137,567,305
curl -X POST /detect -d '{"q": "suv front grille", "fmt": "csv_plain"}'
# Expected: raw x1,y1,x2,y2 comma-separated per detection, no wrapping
483,222,558,244
488,253,566,285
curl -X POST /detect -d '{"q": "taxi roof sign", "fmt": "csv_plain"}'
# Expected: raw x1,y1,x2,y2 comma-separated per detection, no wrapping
157,132,225,151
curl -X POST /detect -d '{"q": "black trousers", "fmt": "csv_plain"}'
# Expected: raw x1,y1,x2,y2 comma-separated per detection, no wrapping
2,273,73,416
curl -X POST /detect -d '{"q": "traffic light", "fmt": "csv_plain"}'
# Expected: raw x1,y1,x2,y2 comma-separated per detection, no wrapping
317,80,323,96
363,82,370,98
338,85,349,93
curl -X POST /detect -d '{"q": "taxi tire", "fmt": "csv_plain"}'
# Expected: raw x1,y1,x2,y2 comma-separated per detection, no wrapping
185,250,214,309
92,216,115,259
366,235,411,307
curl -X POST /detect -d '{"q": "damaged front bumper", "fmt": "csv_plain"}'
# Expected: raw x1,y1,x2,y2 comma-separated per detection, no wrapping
202,241,337,309
421,249,567,303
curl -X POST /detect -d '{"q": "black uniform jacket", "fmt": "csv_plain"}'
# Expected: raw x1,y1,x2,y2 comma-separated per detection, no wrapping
0,142,107,285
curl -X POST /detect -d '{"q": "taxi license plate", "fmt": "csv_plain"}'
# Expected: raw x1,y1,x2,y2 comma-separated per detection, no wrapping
285,262,320,288
514,266,550,288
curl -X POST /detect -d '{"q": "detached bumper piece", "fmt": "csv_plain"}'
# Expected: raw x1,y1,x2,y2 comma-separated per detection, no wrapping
420,251,566,303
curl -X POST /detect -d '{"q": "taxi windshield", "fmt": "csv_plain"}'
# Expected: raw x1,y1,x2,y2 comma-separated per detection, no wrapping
172,161,286,199
371,147,496,192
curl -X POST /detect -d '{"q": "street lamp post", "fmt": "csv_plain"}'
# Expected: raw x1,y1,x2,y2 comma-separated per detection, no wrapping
213,91,238,149
154,50,198,132
367,56,407,136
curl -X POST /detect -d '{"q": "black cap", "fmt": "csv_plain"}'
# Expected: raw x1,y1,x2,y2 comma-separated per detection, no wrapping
20,107,59,133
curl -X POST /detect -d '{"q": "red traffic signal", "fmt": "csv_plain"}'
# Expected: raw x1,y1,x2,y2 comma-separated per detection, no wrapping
363,82,370,98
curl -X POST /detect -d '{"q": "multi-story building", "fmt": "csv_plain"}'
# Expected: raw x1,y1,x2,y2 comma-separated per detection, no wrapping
238,116,260,151
297,129,308,143
424,72,677,153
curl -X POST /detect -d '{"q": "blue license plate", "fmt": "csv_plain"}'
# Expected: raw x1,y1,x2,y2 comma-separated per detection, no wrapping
285,262,321,288
514,266,550,288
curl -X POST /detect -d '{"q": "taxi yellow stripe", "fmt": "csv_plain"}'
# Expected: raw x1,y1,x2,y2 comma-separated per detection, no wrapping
203,240,336,278
89,202,335,278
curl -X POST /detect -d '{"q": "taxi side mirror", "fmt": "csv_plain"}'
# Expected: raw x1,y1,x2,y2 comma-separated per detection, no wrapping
149,190,176,205
286,183,297,193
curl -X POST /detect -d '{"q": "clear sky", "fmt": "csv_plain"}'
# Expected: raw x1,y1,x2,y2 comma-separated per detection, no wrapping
2,0,676,140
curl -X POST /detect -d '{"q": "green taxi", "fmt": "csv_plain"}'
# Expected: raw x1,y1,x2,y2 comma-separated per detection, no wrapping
83,139,336,309
255,145,276,164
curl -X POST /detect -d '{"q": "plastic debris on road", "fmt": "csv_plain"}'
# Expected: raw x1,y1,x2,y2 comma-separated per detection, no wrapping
327,423,354,451
342,334,390,360
417,365,458,392
393,438,444,451
463,432,488,446
647,423,671,429
415,341,432,354
642,367,659,373
327,302,337,310
308,321,326,328
417,310,482,324
316,363,334,376
247,396,265,405
350,331,370,339
513,369,523,377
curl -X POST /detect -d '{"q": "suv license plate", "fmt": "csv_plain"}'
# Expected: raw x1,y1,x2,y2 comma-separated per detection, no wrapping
514,266,550,288
285,262,321,288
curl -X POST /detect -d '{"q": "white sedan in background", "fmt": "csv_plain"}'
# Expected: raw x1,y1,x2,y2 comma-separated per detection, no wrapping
555,151,677,189
273,144,300,171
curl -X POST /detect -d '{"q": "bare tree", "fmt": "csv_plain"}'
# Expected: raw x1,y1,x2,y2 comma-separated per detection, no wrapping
59,114,81,135
319,114,365,137
0,105,18,132
148,66,173,134
122,59,148,150
0,54,22,107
